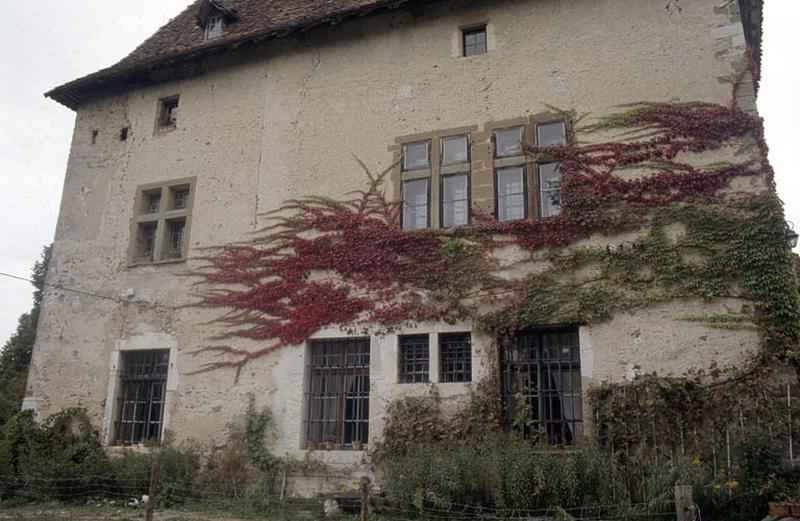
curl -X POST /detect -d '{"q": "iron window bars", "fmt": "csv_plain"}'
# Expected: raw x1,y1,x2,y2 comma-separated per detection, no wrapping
501,327,582,445
440,332,472,383
399,335,430,383
307,338,370,449
115,350,169,445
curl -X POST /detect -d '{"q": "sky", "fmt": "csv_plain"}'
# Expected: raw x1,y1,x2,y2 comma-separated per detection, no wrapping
0,1,798,348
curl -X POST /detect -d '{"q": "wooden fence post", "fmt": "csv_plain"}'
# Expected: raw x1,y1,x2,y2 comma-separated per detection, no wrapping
675,484,694,521
145,463,159,521
360,476,371,521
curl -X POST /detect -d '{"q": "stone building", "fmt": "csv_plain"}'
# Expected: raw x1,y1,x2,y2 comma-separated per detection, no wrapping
26,0,771,495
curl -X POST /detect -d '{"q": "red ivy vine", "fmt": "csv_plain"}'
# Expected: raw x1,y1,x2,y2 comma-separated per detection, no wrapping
191,89,795,381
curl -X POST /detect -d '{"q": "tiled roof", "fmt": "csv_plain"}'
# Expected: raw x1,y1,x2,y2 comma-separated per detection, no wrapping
45,0,417,109
45,0,763,109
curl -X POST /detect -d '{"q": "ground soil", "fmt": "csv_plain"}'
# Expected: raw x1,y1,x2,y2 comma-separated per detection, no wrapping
0,505,260,521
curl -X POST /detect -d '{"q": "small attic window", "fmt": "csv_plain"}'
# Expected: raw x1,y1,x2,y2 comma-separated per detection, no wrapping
204,14,225,40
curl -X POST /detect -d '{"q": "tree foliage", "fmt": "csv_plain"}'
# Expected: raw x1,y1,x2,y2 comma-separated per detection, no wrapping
0,245,51,427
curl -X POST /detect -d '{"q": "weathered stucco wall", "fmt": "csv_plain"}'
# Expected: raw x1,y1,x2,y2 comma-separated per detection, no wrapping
26,0,759,494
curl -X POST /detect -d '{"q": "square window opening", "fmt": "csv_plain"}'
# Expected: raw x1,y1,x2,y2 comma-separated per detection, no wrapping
440,332,472,383
402,178,429,230
494,126,524,158
158,97,179,130
115,350,169,445
442,135,469,165
402,140,430,171
170,185,191,210
142,190,162,215
399,335,430,383
462,25,487,57
536,121,567,147
120,127,129,141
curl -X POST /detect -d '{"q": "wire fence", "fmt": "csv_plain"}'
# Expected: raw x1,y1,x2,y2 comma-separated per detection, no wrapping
0,469,689,521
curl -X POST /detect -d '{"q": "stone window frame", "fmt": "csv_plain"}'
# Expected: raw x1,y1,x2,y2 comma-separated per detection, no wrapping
487,113,570,221
391,124,478,230
533,119,568,218
129,177,196,267
101,345,179,448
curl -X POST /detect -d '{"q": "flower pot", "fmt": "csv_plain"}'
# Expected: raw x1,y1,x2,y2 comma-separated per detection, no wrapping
351,441,363,451
769,502,791,517
324,441,336,450
307,440,319,450
790,504,800,516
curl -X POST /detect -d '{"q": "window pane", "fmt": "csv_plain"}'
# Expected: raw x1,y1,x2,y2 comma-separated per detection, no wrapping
442,135,469,164
537,122,566,147
440,333,472,382
442,174,469,228
399,335,429,383
539,163,562,217
463,27,487,56
497,166,525,221
495,127,524,157
501,328,582,444
308,339,370,447
403,141,429,170
402,179,428,230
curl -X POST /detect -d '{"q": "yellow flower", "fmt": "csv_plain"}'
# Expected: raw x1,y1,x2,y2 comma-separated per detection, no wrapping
727,480,739,490
691,458,700,465
713,484,721,491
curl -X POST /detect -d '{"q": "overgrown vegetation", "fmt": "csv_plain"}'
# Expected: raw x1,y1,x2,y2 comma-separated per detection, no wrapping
0,245,51,427
376,385,800,521
0,399,287,517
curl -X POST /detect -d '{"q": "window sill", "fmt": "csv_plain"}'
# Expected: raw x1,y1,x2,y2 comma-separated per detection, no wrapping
306,443,367,452
128,257,186,269
156,124,177,134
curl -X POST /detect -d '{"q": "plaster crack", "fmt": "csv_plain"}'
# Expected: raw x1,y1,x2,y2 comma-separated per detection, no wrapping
291,50,321,155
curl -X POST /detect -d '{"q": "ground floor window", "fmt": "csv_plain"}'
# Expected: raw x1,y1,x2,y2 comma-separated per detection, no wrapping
307,338,370,448
500,327,582,444
115,350,169,445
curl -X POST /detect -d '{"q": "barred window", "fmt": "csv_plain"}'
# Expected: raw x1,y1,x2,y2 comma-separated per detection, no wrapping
501,328,582,445
399,335,429,383
115,350,169,445
440,332,472,383
307,339,370,449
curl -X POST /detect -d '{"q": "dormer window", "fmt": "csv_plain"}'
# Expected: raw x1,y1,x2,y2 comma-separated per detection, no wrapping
204,14,225,40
